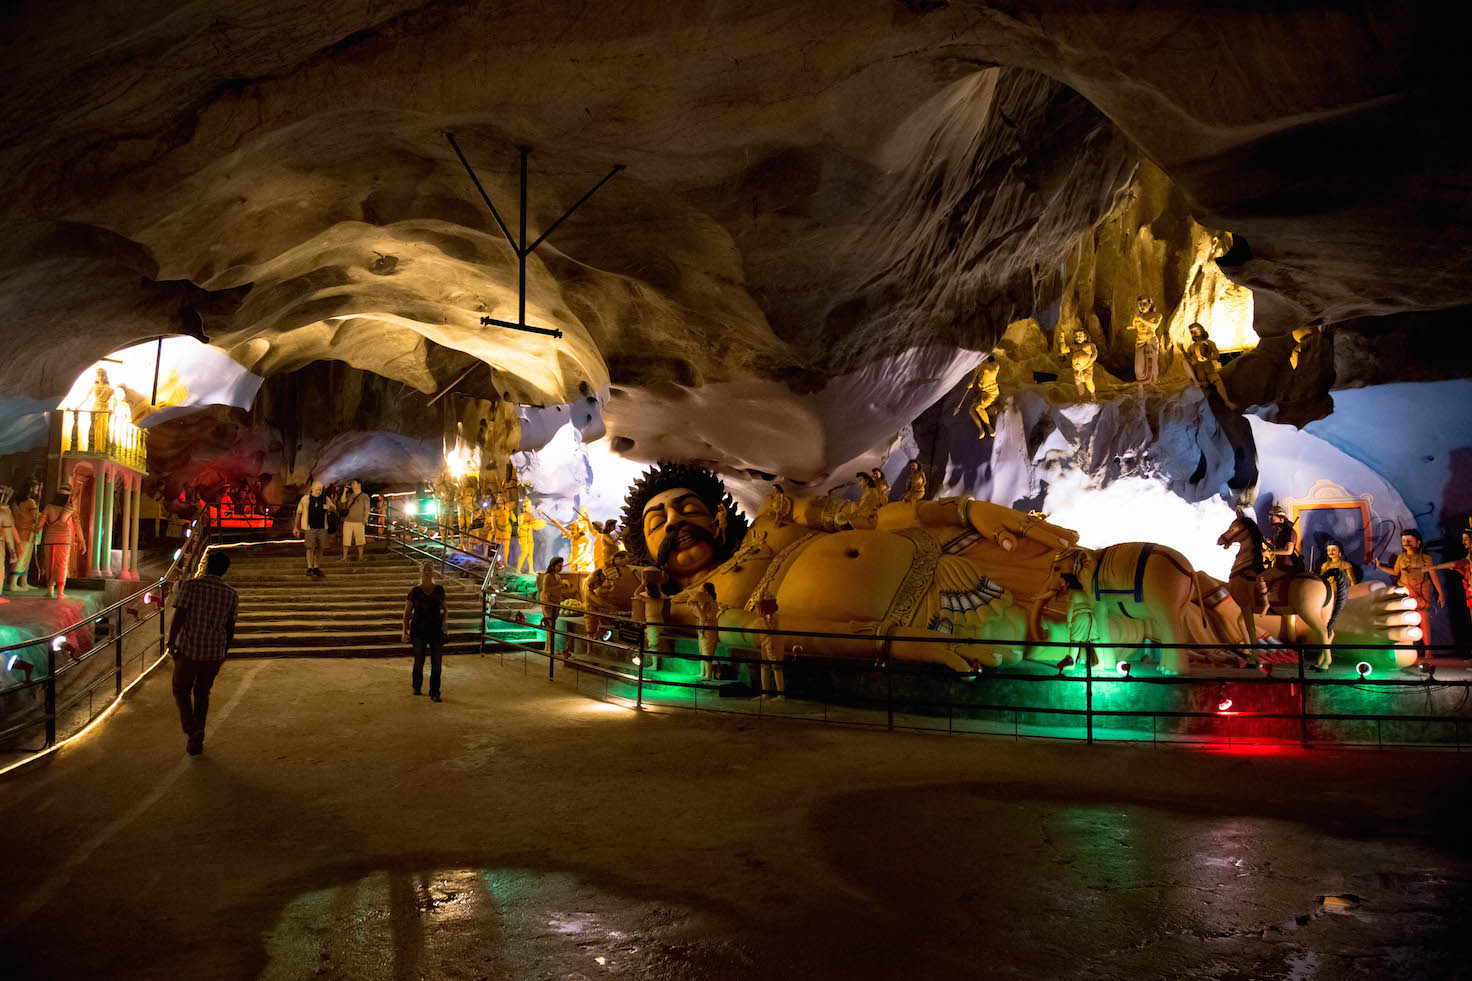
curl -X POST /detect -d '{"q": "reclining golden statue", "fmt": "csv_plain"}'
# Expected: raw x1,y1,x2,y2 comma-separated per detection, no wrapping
592,463,1419,675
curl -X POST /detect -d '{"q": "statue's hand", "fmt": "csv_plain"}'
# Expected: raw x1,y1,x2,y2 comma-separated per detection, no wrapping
1333,582,1421,652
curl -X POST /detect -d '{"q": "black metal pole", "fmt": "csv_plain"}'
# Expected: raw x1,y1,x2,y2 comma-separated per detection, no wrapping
1298,644,1309,747
114,606,124,696
150,337,163,405
444,132,517,251
1085,647,1094,744
636,624,646,710
525,164,625,254
518,146,528,328
885,636,894,731
44,649,56,747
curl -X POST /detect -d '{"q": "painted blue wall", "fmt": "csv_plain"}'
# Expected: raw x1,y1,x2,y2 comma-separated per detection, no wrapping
1305,380,1472,543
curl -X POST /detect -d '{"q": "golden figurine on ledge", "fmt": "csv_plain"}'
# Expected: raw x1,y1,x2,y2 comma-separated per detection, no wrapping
1058,326,1098,401
1180,323,1236,408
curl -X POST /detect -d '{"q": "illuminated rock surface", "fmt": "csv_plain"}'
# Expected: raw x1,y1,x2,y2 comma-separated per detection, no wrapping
1,3,1465,486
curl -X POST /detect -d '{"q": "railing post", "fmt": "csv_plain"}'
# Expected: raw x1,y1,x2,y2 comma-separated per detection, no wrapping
636,623,647,711
1085,645,1094,745
478,591,486,655
114,605,124,695
884,634,894,731
1297,642,1309,748
44,648,57,747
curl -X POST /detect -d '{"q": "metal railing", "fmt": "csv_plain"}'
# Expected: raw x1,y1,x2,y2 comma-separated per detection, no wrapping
0,508,215,772
480,585,1472,751
57,408,146,470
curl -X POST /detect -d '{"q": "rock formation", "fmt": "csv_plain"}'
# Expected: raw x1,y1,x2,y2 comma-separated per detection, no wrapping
0,2,1466,493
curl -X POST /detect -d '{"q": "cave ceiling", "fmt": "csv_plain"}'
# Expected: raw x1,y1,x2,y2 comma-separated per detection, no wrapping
0,1,1463,482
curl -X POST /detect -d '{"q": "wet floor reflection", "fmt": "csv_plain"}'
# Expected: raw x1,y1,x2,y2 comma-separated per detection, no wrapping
260,867,751,980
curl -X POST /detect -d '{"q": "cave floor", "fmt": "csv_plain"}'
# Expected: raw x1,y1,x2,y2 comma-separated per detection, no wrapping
1,655,1469,980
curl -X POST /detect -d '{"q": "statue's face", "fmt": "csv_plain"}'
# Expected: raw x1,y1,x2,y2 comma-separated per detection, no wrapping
871,469,882,480
1137,297,1150,313
641,486,720,578
310,481,323,496
1463,531,1471,550
1402,535,1419,554
1327,544,1341,560
1073,330,1087,344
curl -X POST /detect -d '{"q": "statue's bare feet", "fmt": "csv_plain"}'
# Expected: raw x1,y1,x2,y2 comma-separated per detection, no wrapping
1331,583,1421,667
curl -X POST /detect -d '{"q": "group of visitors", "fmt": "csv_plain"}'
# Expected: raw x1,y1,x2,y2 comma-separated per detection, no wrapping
291,479,372,577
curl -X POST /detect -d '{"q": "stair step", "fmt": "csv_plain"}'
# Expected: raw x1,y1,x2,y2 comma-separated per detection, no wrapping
229,642,481,658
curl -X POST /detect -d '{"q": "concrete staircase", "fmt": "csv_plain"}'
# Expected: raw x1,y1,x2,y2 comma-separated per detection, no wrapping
220,542,487,657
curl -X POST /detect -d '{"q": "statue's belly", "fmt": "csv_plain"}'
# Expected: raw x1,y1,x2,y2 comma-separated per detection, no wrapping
773,531,918,623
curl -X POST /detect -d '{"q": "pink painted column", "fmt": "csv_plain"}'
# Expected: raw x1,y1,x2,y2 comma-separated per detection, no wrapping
119,473,134,580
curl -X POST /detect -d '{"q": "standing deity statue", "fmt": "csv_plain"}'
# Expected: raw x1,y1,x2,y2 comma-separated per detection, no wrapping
675,581,723,680
958,357,1002,438
900,460,927,504
1132,296,1163,390
1431,522,1472,618
10,479,40,591
87,368,117,451
516,500,548,574
38,475,88,600
1374,529,1444,655
490,498,516,568
542,506,594,572
1059,327,1098,400
1180,323,1236,408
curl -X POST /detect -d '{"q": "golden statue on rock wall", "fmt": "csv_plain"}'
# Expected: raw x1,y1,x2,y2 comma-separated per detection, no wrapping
1059,326,1098,400
959,357,1001,438
599,462,1419,675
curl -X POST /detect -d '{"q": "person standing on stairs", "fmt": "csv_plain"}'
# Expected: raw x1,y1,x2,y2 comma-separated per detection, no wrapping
403,560,448,701
293,480,335,578
338,479,370,567
168,550,238,756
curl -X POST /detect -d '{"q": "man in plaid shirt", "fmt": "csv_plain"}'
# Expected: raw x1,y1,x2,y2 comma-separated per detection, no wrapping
168,551,239,756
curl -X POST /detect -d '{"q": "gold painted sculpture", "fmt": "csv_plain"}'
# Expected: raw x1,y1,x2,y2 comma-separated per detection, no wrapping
900,460,927,503
611,462,1419,676
516,500,547,574
490,498,515,568
1180,323,1236,408
959,357,1001,437
542,506,594,572
851,467,890,529
86,368,117,450
1132,296,1163,390
1059,326,1098,400
759,485,793,527
592,519,622,570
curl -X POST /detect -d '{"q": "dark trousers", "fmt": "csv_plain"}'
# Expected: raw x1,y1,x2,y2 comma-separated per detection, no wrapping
411,633,444,696
172,656,223,735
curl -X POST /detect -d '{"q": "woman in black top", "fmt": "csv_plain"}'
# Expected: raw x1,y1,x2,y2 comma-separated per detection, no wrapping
402,560,448,701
